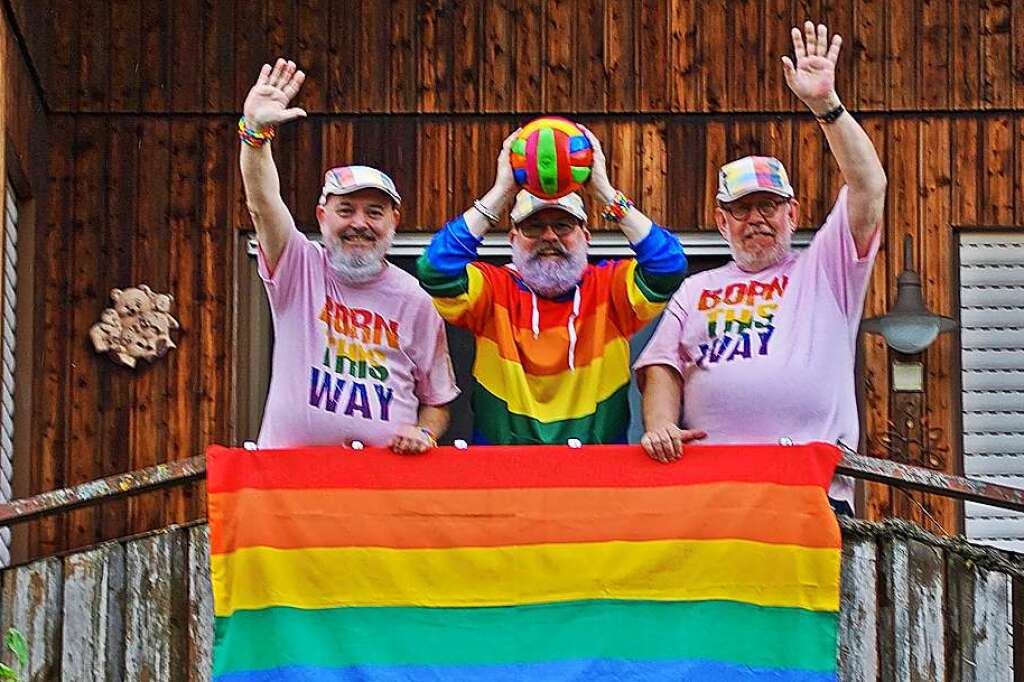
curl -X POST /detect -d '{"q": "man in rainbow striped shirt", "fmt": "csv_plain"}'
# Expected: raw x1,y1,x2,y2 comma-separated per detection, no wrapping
417,129,687,445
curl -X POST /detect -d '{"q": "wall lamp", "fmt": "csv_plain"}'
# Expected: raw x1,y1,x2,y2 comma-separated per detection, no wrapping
861,235,957,391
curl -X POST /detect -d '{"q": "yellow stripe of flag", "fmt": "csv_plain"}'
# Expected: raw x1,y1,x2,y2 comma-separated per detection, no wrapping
212,538,840,617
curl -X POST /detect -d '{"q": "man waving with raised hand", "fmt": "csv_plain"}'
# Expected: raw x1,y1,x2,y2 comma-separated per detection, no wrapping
239,58,459,454
636,22,886,515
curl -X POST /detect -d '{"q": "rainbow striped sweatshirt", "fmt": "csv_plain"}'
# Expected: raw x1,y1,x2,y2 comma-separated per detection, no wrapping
417,217,687,445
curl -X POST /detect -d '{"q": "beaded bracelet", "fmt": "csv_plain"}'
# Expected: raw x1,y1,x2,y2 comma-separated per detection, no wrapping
417,426,438,448
600,191,635,223
238,117,277,148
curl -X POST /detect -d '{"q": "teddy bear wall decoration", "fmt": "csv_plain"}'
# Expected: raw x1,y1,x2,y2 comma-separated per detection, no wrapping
89,285,180,368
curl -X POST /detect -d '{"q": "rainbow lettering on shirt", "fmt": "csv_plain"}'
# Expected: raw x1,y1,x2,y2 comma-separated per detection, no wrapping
306,296,402,421
695,275,788,366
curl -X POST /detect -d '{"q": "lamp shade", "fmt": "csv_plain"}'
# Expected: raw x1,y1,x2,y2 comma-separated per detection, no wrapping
862,235,957,354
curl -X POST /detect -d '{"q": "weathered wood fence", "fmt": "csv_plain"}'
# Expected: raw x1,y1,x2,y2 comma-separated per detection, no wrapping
0,518,1020,681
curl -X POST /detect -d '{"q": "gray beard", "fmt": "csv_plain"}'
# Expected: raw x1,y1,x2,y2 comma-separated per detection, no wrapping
728,228,792,273
511,240,588,297
326,231,392,284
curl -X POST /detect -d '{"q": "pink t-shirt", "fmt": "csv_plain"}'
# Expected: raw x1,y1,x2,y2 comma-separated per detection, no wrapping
635,188,879,507
257,229,459,449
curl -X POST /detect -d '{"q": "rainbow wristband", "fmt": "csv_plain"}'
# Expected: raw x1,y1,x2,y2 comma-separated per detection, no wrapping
417,426,438,448
600,191,634,223
238,117,277,148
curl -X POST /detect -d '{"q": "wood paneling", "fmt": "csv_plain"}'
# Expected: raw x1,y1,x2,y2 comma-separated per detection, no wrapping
6,1,1024,557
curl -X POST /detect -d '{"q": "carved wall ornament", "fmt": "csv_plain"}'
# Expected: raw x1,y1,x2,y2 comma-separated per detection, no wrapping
89,285,180,368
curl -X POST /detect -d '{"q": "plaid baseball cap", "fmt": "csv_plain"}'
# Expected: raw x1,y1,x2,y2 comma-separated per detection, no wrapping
510,190,587,224
716,156,794,203
319,165,402,206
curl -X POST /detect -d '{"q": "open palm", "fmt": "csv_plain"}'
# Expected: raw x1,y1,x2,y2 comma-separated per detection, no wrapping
781,22,841,105
243,58,307,128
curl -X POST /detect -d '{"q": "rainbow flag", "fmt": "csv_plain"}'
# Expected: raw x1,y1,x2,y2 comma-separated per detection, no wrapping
208,442,842,681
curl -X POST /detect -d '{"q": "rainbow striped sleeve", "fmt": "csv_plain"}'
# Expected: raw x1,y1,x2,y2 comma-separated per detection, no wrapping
208,442,842,681
416,216,492,331
610,225,687,329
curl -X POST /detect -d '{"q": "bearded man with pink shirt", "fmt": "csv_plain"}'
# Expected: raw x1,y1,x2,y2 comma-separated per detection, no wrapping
238,58,459,454
635,22,887,515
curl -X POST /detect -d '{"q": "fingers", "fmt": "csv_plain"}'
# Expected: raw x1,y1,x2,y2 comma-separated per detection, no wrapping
256,63,272,86
502,128,521,150
679,429,708,443
790,26,805,59
815,23,828,56
780,55,796,84
803,21,816,55
826,34,842,64
281,107,308,123
641,429,683,463
281,69,306,99
389,434,431,455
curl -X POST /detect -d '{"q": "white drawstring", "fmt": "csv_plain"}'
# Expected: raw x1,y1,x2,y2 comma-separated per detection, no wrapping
530,291,540,339
567,286,580,372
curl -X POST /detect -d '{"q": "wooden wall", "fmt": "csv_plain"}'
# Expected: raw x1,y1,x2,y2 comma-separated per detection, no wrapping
9,0,1024,558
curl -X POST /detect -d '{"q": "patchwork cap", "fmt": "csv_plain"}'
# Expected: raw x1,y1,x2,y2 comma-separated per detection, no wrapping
510,190,587,224
716,155,794,203
319,165,402,206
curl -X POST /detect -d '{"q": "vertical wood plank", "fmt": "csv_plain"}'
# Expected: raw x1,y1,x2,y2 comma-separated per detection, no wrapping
980,0,1012,109
952,0,981,109
763,0,795,112
327,0,358,112
171,0,204,112
129,119,171,534
639,121,667,221
700,0,728,111
388,0,418,113
76,0,110,111
919,0,951,109
605,0,636,112
668,0,698,112
167,121,202,524
48,0,77,111
794,119,825,226
451,121,482,224
203,0,236,112
820,0,855,104
726,0,762,112
666,121,703,229
606,121,638,231
1014,0,1024,109
853,0,886,111
108,0,142,112
981,116,1014,225
60,544,125,681
947,555,1012,681
953,118,980,225
575,0,606,113
919,117,957,533
31,116,73,557
700,120,726,229
639,0,669,112
879,537,946,682
886,0,916,110
452,0,480,113
838,534,879,680
124,530,188,682
418,0,452,113
187,526,213,682
482,0,515,113
0,557,62,681
357,0,389,112
515,0,544,113
66,118,107,550
140,1,172,111
417,122,451,229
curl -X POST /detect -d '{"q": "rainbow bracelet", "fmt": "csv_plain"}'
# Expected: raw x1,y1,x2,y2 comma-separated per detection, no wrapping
238,117,277,148
600,191,635,223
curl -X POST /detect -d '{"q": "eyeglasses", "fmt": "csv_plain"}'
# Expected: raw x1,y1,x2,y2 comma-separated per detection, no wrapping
515,221,581,239
720,198,790,221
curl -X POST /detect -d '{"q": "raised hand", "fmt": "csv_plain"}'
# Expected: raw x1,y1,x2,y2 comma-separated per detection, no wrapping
243,58,307,128
493,129,521,200
578,125,615,205
781,21,842,113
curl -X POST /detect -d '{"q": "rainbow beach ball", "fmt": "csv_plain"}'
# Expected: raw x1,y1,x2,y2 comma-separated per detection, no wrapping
510,117,594,200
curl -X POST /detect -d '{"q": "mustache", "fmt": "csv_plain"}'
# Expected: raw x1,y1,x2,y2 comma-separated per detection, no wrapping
339,227,377,241
530,243,569,258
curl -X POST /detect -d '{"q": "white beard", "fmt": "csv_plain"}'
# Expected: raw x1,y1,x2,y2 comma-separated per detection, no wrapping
511,239,588,297
325,229,393,284
727,226,793,272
